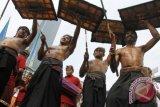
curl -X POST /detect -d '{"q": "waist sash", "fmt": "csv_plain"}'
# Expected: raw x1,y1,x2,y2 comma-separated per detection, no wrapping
86,71,106,80
0,46,18,57
41,58,62,67
120,66,152,77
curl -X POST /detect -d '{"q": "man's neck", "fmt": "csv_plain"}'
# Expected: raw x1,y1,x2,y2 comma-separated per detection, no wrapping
95,57,103,60
126,44,135,47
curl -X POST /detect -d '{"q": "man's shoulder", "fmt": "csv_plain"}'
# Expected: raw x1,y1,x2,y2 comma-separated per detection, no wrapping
117,46,141,50
116,47,124,53
89,59,95,62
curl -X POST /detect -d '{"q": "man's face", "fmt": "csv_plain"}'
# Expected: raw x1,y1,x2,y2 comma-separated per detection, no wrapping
60,35,71,45
125,31,137,45
16,27,29,38
94,48,105,59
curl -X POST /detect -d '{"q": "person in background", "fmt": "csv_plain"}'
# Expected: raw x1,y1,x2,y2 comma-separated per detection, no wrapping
61,65,82,107
24,73,33,91
0,19,37,98
26,72,32,81
15,50,30,86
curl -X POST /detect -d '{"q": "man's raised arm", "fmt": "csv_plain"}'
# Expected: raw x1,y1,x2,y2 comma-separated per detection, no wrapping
66,25,81,55
24,19,37,46
79,52,89,77
142,20,160,52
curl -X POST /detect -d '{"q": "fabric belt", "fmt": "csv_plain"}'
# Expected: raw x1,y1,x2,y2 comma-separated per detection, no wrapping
86,71,106,80
41,58,63,77
0,46,18,57
120,66,152,77
42,58,63,67
51,65,63,73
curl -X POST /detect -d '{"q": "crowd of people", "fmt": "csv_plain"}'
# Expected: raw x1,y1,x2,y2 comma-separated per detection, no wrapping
0,17,160,107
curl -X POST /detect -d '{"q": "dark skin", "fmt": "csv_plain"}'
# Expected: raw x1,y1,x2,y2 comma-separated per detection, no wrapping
0,19,37,52
116,20,160,74
38,25,81,61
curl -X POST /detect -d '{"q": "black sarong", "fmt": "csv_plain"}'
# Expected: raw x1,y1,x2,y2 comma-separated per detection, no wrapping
0,49,17,98
106,71,157,107
81,75,106,107
20,58,63,107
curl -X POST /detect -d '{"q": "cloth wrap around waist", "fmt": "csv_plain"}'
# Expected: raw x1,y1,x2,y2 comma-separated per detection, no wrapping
86,71,106,80
86,71,106,89
120,66,152,77
0,46,18,58
41,58,63,73
0,46,17,68
106,66,157,107
20,58,63,107
82,71,106,107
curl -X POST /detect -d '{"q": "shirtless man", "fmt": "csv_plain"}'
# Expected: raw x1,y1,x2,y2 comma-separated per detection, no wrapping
106,20,160,107
0,19,37,98
20,25,81,107
79,35,116,107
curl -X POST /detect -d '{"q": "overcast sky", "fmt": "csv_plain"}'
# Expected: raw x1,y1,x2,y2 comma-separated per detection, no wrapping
0,0,160,90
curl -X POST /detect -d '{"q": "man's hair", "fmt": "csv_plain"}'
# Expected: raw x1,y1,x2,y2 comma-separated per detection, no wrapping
94,47,105,53
18,26,30,36
66,65,74,72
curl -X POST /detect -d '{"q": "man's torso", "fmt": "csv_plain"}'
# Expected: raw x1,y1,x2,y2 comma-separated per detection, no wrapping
88,59,108,74
0,38,26,52
118,46,144,68
45,45,69,61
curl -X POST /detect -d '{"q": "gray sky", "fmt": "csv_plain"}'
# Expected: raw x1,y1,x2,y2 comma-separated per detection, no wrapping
0,0,160,90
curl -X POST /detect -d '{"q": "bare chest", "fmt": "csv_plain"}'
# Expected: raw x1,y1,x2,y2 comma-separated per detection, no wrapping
45,46,68,60
88,60,107,73
120,48,144,66
0,38,25,51
121,48,144,59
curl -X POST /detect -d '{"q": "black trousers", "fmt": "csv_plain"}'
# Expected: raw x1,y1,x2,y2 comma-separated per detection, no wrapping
106,71,157,107
81,77,106,107
20,60,62,107
0,51,16,98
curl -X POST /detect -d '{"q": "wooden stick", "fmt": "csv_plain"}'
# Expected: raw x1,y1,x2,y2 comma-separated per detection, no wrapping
85,30,89,69
37,23,49,52
0,0,10,20
100,0,115,38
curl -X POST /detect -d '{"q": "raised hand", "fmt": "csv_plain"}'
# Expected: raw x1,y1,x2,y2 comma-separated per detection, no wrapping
110,34,116,55
84,51,89,61
40,34,46,44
